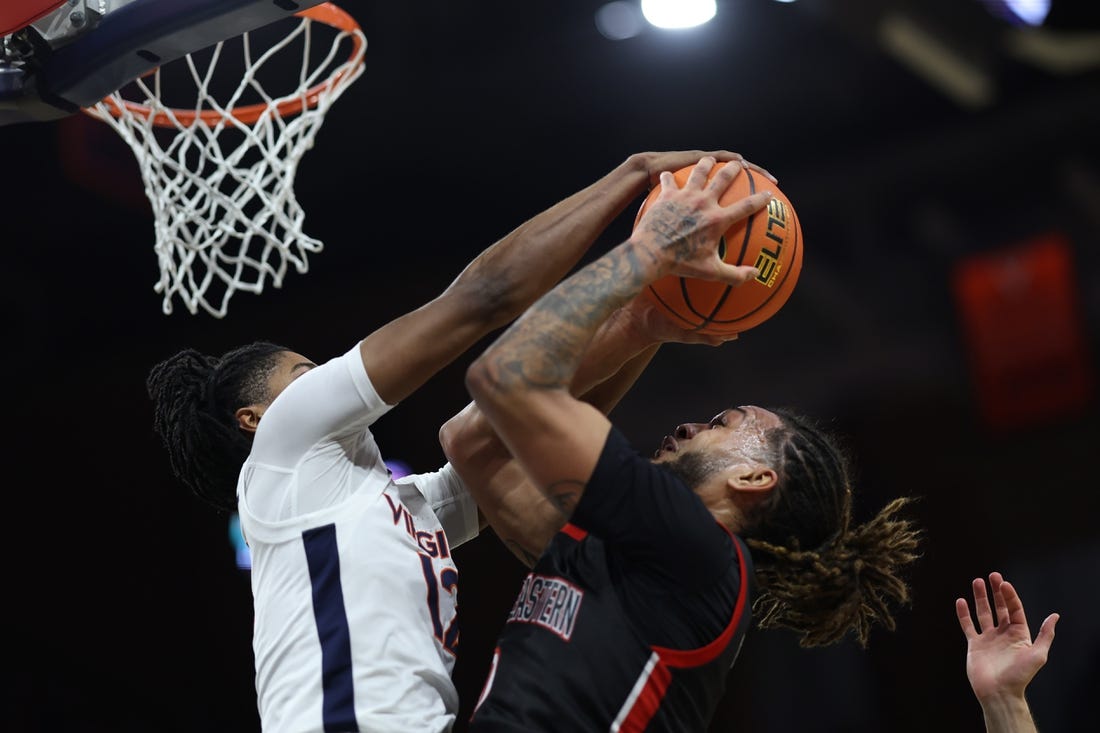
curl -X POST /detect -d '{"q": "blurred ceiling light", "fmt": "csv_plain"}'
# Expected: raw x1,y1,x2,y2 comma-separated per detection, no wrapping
641,0,716,29
1006,27,1100,73
980,0,1052,27
878,13,995,109
595,1,646,40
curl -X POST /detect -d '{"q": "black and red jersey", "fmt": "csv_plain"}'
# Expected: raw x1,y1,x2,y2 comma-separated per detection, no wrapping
468,426,754,732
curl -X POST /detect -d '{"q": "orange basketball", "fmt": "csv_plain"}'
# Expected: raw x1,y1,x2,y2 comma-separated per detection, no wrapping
632,161,803,336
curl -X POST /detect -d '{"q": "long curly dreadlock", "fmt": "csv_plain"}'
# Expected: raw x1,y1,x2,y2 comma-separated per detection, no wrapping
146,341,289,513
742,408,923,648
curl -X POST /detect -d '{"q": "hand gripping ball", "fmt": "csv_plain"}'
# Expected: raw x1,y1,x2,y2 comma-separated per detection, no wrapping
633,161,803,336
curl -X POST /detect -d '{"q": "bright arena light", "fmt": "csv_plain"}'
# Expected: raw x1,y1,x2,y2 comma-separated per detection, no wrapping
982,0,1052,26
641,0,717,30
595,1,646,40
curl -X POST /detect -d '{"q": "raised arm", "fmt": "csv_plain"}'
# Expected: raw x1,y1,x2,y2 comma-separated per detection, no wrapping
361,151,766,405
956,572,1059,733
464,157,772,517
441,303,665,566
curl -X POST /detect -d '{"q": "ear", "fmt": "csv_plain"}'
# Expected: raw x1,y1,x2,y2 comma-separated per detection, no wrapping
727,465,778,495
235,405,264,434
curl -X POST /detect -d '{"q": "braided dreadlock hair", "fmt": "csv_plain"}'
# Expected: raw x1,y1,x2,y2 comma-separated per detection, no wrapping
742,408,923,648
146,341,289,513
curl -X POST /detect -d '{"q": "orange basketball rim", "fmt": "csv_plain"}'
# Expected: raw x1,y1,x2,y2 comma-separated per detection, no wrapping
95,2,364,127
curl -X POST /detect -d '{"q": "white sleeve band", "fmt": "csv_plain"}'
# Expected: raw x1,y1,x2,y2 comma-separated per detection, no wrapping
396,463,480,548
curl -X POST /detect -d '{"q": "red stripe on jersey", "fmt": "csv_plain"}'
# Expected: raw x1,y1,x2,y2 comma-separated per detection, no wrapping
612,652,673,733
651,525,749,668
560,523,588,541
471,647,501,719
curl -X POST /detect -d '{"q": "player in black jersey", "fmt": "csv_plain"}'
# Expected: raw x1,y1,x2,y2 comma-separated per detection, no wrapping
453,157,923,732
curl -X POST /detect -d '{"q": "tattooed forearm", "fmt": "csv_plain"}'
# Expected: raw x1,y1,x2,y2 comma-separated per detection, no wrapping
484,240,660,391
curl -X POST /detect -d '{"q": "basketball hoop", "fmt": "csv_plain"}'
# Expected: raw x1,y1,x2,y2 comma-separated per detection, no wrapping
84,2,366,317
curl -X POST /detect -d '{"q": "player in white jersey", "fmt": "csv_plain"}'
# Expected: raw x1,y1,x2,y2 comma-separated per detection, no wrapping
239,343,475,732
146,151,763,733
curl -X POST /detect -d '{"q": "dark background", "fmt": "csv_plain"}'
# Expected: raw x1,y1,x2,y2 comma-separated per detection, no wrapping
5,1,1099,731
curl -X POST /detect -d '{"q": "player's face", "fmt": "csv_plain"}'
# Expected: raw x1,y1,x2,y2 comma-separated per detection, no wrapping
267,351,317,402
652,406,782,465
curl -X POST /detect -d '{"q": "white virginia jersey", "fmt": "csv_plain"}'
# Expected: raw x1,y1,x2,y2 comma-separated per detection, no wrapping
237,342,480,733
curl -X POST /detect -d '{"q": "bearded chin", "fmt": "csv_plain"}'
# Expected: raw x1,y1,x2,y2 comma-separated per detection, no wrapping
662,451,720,489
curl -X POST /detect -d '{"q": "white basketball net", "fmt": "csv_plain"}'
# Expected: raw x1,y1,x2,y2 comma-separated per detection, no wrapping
84,12,366,317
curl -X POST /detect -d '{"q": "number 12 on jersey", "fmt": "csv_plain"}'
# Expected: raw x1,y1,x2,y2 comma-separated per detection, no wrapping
419,553,459,655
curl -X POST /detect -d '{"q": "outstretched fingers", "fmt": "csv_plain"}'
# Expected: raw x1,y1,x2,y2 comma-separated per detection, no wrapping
695,150,777,183
991,573,1012,628
723,189,773,225
644,162,772,284
709,191,771,285
1034,612,1060,654
685,156,719,189
713,263,761,287
999,579,1028,627
705,158,744,195
956,596,978,639
971,576,995,633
